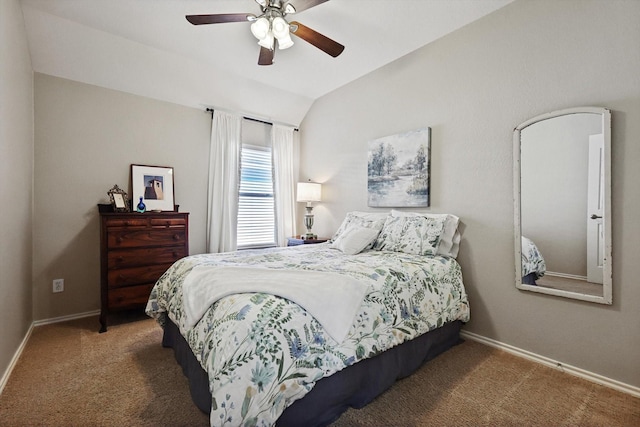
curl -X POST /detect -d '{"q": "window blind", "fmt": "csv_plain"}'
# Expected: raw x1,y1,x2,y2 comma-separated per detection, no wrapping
237,145,277,248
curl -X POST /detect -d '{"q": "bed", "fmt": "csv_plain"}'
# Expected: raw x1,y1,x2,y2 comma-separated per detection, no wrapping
521,236,546,285
146,210,470,426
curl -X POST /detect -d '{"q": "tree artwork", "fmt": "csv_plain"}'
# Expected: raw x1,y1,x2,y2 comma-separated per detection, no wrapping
367,128,431,207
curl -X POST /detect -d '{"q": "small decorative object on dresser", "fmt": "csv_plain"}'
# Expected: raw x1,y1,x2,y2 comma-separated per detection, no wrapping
136,196,146,213
287,236,328,246
98,209,189,332
107,184,130,212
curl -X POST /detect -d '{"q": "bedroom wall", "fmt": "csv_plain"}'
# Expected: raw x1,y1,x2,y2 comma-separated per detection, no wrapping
299,0,640,389
32,74,211,320
0,0,34,383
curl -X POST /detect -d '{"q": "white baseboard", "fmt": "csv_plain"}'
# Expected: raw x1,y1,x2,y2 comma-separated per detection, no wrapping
0,310,100,395
545,271,588,281
460,330,640,399
0,322,34,396
32,310,100,327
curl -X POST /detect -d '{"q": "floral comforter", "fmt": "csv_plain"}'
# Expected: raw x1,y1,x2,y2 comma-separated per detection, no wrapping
521,236,546,280
146,243,470,427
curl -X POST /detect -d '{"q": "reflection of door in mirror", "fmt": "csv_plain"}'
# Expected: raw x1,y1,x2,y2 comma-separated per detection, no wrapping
587,134,604,284
515,107,612,305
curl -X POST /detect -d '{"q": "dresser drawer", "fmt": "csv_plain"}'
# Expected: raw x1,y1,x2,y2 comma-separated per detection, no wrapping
107,263,173,288
107,228,186,249
150,217,187,227
107,246,186,269
104,217,150,227
108,283,155,310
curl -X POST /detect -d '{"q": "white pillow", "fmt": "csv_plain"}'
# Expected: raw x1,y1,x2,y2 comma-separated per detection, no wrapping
330,211,388,245
330,226,380,255
390,209,461,258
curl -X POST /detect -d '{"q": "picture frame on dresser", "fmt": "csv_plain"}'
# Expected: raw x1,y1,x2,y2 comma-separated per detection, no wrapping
130,164,175,211
107,184,130,212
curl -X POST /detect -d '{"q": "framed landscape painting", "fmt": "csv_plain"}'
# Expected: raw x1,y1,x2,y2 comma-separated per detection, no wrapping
367,127,431,207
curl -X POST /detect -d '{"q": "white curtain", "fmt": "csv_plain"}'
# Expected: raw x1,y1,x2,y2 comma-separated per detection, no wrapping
206,110,242,253
272,124,296,246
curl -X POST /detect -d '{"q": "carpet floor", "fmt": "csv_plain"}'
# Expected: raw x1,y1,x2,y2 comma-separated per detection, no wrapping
1,314,638,426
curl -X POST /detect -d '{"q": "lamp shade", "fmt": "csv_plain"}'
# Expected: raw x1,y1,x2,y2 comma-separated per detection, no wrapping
250,17,270,40
271,17,289,38
297,182,322,202
276,33,294,50
271,17,294,49
257,31,274,49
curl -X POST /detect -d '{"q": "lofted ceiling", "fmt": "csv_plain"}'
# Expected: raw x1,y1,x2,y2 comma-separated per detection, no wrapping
20,0,513,125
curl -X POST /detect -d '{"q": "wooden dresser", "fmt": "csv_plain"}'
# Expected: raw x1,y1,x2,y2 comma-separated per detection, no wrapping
99,210,189,332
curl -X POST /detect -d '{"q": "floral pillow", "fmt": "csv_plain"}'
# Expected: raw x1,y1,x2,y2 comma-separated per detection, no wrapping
390,210,461,258
373,214,447,256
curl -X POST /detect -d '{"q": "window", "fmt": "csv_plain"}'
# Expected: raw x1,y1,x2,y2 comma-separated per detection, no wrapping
237,145,277,248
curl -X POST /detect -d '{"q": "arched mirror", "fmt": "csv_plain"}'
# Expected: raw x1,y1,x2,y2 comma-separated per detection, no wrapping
514,107,612,304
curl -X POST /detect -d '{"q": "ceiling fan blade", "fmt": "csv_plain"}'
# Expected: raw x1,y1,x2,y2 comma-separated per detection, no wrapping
258,46,274,66
186,14,251,25
289,21,344,57
288,0,330,13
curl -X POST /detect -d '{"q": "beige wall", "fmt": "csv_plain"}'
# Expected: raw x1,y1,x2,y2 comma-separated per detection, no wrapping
33,74,211,320
299,0,640,388
0,0,34,381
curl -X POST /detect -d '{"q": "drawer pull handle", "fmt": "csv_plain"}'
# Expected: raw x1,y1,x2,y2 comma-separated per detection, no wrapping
116,256,124,262
116,236,123,243
173,234,180,240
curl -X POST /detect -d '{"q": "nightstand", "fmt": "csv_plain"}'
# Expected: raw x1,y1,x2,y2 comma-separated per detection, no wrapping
287,236,329,246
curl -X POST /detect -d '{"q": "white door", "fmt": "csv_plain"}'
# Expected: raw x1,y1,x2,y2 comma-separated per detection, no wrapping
587,134,604,284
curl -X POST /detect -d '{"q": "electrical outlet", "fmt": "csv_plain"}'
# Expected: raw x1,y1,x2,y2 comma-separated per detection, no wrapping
53,279,64,293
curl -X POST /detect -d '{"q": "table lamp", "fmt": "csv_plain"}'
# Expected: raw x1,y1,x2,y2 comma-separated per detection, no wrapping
296,181,322,239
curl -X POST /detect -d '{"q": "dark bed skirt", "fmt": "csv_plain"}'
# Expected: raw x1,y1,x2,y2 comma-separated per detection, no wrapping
522,272,539,285
162,319,463,427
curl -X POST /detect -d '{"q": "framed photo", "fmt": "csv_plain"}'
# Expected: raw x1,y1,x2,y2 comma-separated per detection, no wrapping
130,164,175,211
107,184,130,212
367,127,431,207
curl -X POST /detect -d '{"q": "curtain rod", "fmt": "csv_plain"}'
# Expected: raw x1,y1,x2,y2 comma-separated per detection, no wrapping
205,108,299,132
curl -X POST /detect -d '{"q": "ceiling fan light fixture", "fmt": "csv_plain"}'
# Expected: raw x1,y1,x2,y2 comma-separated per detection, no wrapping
277,34,294,49
271,16,294,49
271,17,288,37
250,17,270,40
186,0,344,64
258,32,275,50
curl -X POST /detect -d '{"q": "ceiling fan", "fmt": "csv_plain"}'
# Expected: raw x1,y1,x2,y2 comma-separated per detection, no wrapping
186,0,345,66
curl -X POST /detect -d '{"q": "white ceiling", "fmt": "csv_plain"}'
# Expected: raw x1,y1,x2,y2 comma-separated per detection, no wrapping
20,0,513,125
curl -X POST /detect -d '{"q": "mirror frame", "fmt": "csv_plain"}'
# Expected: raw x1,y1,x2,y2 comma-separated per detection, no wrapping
514,106,612,304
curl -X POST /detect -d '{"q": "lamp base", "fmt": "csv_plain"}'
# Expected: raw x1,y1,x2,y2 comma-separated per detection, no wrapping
303,205,315,241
